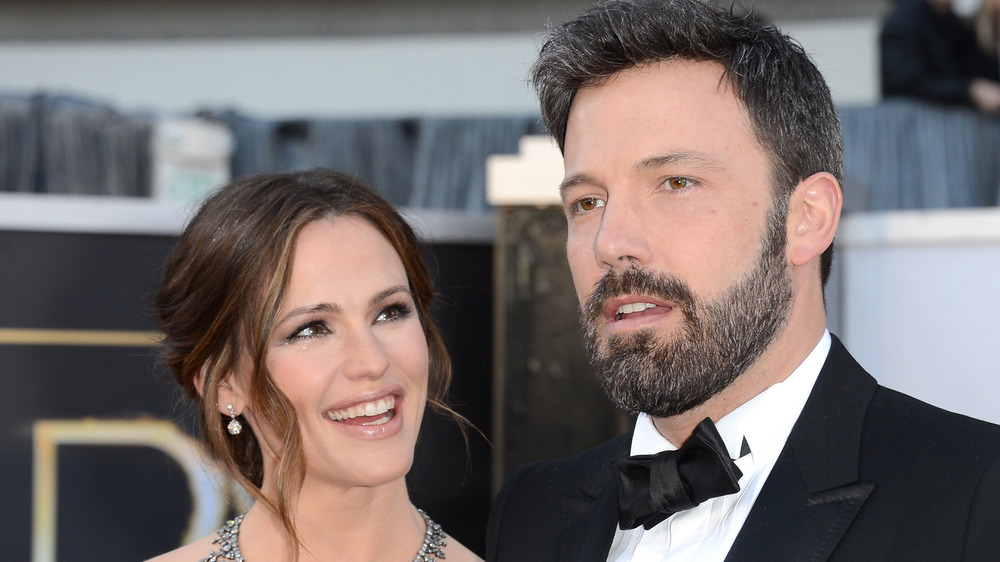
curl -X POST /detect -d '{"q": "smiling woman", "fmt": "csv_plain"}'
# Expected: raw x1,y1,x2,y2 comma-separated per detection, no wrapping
146,169,481,562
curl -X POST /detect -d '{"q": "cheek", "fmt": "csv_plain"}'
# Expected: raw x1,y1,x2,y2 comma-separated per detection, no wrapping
266,354,322,402
566,231,599,303
392,327,431,388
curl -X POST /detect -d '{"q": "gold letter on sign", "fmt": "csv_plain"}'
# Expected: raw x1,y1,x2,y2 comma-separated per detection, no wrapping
32,419,242,562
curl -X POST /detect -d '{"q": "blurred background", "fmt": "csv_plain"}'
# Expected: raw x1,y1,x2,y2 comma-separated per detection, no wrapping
2,0,999,559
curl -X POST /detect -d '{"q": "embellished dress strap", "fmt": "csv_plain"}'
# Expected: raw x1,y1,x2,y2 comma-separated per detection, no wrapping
198,508,447,562
201,513,245,562
414,508,447,562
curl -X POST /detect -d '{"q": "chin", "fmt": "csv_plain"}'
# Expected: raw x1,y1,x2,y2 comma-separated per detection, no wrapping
317,453,416,489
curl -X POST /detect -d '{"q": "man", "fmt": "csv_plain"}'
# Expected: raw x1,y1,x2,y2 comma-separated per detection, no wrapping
486,0,1000,560
881,0,1000,113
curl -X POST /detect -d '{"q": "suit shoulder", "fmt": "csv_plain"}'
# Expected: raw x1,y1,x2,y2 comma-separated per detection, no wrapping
864,385,1000,473
870,385,1000,443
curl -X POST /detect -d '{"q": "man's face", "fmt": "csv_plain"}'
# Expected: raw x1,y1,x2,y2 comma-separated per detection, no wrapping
560,60,793,417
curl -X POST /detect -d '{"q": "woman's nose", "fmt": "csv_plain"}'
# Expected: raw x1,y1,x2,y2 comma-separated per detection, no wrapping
341,329,390,381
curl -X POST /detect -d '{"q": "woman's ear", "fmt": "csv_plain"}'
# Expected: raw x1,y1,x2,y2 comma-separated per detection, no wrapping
193,362,211,398
786,172,842,267
195,362,246,416
216,376,248,417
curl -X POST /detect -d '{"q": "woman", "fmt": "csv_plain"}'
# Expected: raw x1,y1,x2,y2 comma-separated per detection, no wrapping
148,169,481,561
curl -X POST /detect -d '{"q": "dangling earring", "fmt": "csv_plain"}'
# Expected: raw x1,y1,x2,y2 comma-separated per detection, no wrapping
227,404,242,436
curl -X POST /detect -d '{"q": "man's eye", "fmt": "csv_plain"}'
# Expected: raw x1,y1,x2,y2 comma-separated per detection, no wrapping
665,177,693,190
573,197,606,213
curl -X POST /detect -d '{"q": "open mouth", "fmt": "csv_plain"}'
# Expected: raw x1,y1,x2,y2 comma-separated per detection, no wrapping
614,301,659,321
609,300,673,323
326,395,396,426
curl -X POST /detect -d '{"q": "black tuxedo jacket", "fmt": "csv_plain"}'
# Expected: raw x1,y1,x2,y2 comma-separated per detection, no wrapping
486,337,1000,561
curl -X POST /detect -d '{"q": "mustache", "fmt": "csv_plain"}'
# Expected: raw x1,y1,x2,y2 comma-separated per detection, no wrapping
582,266,697,326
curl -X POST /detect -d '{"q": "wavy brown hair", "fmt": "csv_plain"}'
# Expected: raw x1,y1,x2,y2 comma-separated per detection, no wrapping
155,168,454,559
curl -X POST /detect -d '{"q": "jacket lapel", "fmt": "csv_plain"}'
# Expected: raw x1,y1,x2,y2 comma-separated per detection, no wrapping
559,435,629,562
726,336,876,561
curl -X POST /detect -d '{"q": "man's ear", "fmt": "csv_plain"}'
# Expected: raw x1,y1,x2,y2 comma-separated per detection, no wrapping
787,172,842,267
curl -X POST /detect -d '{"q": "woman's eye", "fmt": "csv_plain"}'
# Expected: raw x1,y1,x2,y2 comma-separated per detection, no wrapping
665,177,693,190
287,321,330,342
375,303,413,324
572,197,606,214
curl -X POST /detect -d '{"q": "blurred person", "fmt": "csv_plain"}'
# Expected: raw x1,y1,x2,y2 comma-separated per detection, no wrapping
978,0,1000,57
486,0,1000,560
147,169,481,562
881,0,1000,113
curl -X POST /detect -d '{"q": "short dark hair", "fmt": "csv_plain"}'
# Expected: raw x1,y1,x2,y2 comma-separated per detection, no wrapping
530,0,842,286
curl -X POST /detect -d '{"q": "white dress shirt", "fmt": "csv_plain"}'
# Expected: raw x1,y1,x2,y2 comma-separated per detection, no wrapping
607,331,832,562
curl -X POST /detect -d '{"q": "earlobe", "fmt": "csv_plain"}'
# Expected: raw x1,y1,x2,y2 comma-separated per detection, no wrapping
787,172,842,267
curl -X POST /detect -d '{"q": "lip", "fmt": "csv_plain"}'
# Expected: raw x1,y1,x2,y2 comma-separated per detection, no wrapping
323,385,405,441
602,295,675,332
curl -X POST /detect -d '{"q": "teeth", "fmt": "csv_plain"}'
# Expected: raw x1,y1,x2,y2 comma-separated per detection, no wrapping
616,302,657,315
326,395,395,421
362,411,393,426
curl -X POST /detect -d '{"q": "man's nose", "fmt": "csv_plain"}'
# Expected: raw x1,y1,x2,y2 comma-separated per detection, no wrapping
594,198,651,269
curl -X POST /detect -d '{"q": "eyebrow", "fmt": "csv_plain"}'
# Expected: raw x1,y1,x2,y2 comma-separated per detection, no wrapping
370,285,412,307
277,302,339,326
634,151,724,173
559,173,602,200
276,284,412,326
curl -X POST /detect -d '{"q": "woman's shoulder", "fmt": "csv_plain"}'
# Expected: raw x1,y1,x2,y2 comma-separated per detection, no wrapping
144,532,222,562
444,535,484,562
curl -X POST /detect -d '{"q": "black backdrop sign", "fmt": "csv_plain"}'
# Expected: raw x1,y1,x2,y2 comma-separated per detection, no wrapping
0,212,493,560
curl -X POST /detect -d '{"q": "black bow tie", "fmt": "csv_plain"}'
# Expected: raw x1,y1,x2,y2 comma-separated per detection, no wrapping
614,417,743,530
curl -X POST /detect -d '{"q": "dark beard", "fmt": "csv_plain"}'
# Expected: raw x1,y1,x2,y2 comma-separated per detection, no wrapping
580,198,793,418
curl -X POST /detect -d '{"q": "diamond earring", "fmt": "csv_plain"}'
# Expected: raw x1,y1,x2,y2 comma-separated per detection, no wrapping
227,404,242,436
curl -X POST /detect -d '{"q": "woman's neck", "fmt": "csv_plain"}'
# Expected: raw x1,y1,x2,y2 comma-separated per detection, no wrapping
240,478,426,562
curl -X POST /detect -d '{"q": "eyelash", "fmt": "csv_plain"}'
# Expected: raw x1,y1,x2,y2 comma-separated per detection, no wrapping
375,302,414,324
283,302,415,343
286,320,330,343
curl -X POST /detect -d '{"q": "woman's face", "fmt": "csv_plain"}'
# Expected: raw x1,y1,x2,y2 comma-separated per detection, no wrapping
249,215,429,489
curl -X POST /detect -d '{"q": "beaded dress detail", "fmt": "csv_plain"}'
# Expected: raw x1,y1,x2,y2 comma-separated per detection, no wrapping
201,513,245,562
200,509,447,562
